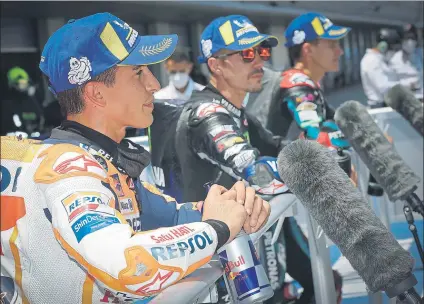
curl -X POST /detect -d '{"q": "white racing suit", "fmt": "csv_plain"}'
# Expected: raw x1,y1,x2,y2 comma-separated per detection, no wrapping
0,134,220,304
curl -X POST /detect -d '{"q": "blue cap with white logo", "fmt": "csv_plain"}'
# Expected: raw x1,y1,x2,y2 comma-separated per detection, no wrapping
39,12,178,94
284,12,350,48
198,15,279,64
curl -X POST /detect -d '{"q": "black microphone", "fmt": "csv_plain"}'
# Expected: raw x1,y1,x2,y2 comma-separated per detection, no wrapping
334,100,423,217
385,84,423,137
277,139,420,302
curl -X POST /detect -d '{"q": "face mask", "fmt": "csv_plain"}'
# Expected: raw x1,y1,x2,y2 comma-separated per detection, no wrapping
15,79,29,92
402,39,417,55
27,86,36,96
169,72,189,89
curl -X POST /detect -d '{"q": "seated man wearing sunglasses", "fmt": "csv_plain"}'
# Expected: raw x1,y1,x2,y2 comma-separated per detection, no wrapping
174,15,287,203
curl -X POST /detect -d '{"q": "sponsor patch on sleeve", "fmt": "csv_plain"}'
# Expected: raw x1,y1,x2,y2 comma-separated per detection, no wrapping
223,143,247,160
216,136,245,153
71,212,120,242
296,101,317,111
232,150,256,170
195,103,230,118
61,191,114,222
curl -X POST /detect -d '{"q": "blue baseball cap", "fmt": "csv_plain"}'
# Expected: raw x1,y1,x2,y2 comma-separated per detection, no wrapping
39,13,178,94
284,12,351,48
198,15,278,64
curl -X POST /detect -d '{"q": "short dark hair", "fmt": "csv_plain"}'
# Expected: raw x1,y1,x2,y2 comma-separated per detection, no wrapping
54,66,117,117
288,40,319,65
167,50,191,63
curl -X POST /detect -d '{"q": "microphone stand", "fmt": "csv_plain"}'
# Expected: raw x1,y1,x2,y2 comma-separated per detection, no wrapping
396,287,423,304
403,203,424,265
405,192,424,218
386,275,422,304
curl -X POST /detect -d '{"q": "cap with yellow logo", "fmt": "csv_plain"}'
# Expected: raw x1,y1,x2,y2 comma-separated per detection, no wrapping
39,12,178,94
284,12,350,48
198,15,279,64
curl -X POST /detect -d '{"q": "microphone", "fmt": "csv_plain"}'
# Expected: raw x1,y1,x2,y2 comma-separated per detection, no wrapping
334,100,423,217
385,84,423,136
277,139,420,302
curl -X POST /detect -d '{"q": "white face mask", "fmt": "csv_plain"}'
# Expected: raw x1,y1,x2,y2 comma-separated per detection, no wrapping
169,72,190,89
402,39,417,55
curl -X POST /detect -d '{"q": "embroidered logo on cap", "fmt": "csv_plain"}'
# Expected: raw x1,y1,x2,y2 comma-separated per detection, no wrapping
201,39,213,58
139,37,173,56
292,30,306,45
68,57,92,85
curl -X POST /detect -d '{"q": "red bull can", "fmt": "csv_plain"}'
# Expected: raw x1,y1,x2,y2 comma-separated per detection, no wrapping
217,230,274,303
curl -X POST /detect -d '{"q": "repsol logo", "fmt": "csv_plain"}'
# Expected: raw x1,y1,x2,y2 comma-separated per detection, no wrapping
68,196,103,213
151,231,213,261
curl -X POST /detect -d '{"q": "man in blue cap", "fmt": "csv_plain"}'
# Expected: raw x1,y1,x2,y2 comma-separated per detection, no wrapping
247,12,351,153
0,12,271,304
157,15,289,203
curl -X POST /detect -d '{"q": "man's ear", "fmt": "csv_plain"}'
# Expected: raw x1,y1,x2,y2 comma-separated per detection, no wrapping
207,58,222,75
83,82,106,108
302,43,312,58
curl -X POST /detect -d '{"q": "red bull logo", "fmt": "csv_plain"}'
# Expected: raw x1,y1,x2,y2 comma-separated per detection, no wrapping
223,255,246,274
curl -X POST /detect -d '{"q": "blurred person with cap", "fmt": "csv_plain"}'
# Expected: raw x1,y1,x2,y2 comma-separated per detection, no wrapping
1,66,45,137
154,49,205,104
247,12,351,154
0,12,270,304
360,28,403,108
389,24,423,100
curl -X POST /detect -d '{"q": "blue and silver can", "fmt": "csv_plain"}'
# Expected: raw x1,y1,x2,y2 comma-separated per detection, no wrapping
217,230,274,303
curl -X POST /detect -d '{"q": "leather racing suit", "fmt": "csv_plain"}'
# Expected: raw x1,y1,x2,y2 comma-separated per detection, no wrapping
174,84,288,203
0,121,229,304
246,67,347,150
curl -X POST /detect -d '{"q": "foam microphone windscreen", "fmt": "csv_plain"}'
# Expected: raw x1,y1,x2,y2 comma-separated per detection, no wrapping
385,84,423,136
277,139,414,293
334,100,421,202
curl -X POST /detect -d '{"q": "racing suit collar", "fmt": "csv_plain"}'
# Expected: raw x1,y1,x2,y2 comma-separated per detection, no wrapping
205,83,243,118
59,120,119,158
57,120,151,178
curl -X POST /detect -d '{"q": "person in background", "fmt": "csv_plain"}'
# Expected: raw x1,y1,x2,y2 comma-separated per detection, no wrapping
360,28,402,108
1,66,45,137
154,49,205,104
246,12,351,151
390,24,423,100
